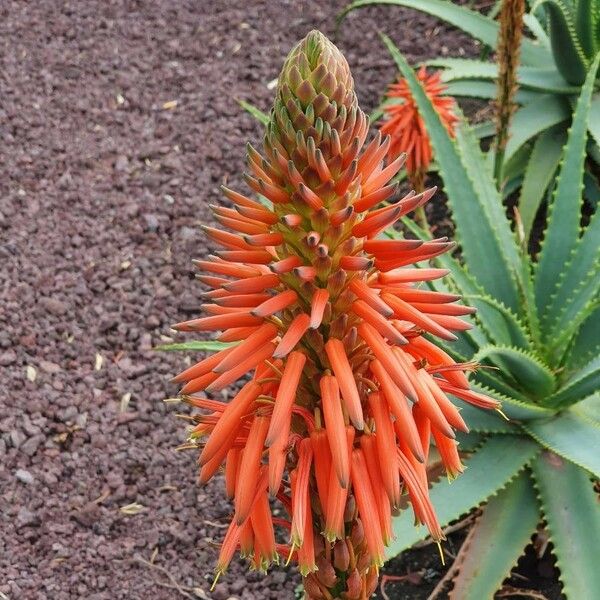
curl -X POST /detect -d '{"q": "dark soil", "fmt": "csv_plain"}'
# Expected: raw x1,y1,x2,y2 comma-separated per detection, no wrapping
0,1,561,599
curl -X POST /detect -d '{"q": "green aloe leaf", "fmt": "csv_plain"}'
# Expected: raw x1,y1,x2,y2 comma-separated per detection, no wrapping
338,0,552,66
523,13,551,48
544,209,600,348
546,355,600,408
449,472,540,600
549,300,600,367
154,340,234,352
428,58,577,94
444,80,542,103
535,53,600,319
531,452,600,599
565,305,600,371
589,96,600,148
533,0,590,84
238,99,270,125
475,346,556,399
388,436,539,556
574,392,600,423
576,0,597,57
463,295,531,350
518,124,567,242
524,410,600,478
382,36,522,313
505,95,570,163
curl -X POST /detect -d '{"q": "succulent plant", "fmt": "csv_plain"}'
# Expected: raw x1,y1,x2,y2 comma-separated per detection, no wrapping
373,36,600,599
170,31,498,599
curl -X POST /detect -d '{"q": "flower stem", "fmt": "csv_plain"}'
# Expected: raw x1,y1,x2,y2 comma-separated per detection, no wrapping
493,0,525,188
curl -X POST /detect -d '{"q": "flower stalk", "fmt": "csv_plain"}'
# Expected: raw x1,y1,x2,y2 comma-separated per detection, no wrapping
494,0,526,185
174,31,497,598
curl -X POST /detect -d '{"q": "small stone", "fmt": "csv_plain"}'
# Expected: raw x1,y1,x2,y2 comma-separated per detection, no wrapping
20,434,44,456
143,213,159,232
40,360,61,374
15,469,34,485
0,349,17,366
17,507,40,528
39,296,68,316
114,155,129,172
10,429,25,448
72,502,100,528
211,584,229,600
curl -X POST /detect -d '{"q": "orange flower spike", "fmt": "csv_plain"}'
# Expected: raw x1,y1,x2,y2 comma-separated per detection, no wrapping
291,438,314,546
324,339,364,430
351,449,386,567
174,31,498,595
381,66,458,175
320,375,350,488
234,415,270,524
199,380,261,466
367,392,402,507
265,351,307,447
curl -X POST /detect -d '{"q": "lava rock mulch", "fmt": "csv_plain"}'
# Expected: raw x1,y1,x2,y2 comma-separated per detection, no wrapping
0,1,505,598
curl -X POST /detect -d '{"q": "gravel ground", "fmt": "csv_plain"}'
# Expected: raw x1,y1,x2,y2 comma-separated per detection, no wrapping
0,2,483,598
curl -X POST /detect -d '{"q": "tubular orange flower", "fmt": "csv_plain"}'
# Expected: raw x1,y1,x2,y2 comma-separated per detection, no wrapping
380,65,458,179
172,31,498,599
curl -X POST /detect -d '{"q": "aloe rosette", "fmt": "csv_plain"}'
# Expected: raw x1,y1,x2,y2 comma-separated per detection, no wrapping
170,31,497,599
362,35,600,599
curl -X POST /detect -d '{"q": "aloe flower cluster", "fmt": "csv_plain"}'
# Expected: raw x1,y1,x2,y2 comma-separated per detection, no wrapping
173,31,498,599
380,66,458,188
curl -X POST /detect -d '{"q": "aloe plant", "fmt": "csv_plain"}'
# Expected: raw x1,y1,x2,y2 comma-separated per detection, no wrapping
339,0,600,242
366,36,600,599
